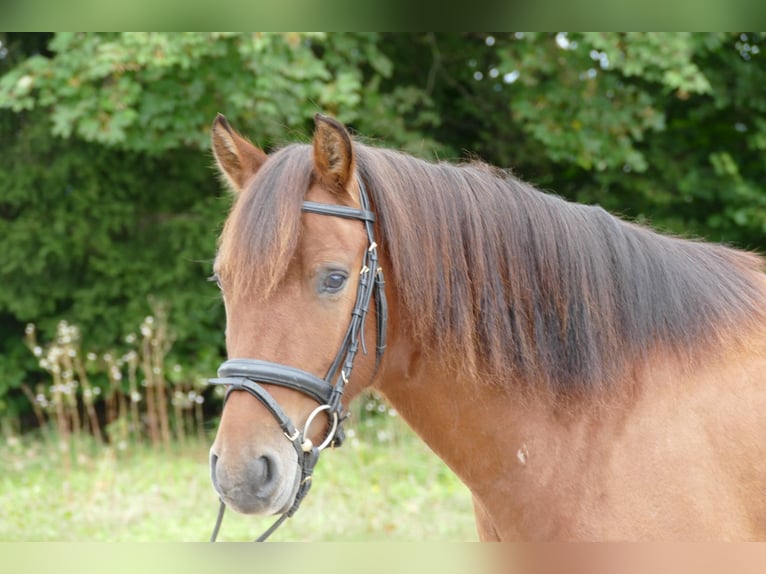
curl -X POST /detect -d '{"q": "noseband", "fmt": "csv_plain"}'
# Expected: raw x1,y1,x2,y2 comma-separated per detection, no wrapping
209,177,387,541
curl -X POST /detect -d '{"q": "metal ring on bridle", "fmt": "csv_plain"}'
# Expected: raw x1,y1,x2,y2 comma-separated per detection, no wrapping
302,404,339,452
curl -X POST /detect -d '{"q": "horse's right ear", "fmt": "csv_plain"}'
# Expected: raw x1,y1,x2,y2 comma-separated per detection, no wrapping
211,114,267,193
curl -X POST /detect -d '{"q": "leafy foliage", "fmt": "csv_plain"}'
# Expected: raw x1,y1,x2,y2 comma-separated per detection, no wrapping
1,32,765,420
0,33,437,153
383,32,766,246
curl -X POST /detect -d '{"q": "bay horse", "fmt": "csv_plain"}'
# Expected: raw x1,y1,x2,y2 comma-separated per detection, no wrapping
207,113,766,541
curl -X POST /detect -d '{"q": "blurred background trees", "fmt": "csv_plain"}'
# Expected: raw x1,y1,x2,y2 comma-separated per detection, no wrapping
1,32,764,426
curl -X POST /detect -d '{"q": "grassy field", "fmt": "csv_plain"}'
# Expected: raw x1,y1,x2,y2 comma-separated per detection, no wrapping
0,415,478,542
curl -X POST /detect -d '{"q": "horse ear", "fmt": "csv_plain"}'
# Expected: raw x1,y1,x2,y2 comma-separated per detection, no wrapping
312,114,355,194
211,114,267,193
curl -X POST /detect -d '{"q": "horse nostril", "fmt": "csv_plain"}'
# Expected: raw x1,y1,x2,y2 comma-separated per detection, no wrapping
252,455,273,486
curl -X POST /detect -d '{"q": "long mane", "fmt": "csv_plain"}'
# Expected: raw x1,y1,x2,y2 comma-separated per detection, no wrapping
218,140,766,392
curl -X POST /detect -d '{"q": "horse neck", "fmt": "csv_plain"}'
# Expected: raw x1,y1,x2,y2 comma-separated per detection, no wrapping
375,346,549,538
377,333,766,540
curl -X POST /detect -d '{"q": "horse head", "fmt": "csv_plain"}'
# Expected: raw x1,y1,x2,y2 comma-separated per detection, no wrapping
208,114,383,517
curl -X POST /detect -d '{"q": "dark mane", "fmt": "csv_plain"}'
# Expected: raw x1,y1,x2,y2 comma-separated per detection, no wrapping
218,141,766,392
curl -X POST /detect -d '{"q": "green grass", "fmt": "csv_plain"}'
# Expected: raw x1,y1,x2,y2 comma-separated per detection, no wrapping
0,416,478,541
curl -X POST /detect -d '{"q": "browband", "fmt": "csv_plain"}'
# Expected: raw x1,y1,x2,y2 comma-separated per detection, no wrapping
301,201,375,222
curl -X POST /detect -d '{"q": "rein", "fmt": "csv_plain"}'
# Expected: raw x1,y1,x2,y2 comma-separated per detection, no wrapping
208,177,387,542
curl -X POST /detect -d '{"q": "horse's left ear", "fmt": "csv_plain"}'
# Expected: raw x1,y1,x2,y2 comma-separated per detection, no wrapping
312,114,355,193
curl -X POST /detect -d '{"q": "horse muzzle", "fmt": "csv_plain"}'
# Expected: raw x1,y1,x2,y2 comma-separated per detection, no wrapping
209,446,299,515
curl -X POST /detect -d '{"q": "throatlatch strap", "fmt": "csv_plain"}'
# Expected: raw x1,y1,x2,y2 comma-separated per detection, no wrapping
374,271,388,365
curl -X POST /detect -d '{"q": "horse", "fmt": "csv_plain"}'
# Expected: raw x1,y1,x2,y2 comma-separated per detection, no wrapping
207,112,766,541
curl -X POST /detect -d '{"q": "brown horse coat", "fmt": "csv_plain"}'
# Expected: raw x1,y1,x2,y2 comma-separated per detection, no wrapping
209,114,766,540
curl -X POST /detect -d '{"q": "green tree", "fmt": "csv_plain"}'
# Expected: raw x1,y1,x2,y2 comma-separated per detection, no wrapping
380,32,766,246
0,32,435,415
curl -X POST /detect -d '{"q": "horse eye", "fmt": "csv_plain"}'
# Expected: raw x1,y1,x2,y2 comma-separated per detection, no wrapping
321,272,348,293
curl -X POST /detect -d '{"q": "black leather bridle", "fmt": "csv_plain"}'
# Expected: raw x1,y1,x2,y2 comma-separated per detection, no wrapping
209,176,387,542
